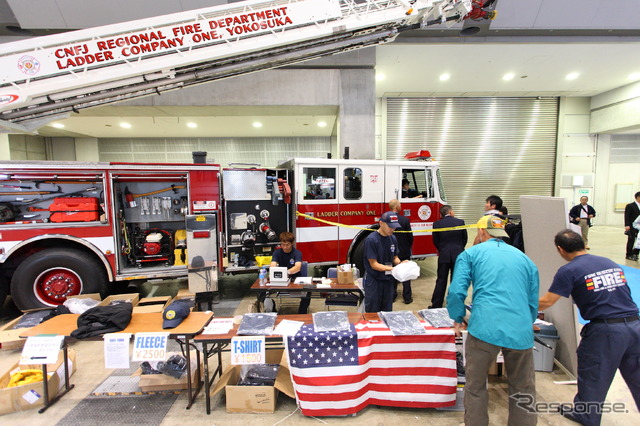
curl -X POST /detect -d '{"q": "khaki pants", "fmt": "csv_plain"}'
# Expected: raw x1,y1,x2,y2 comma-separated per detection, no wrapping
578,219,590,246
464,333,537,426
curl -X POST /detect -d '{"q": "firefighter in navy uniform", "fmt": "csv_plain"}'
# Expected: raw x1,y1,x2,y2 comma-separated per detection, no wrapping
363,211,404,312
539,230,640,426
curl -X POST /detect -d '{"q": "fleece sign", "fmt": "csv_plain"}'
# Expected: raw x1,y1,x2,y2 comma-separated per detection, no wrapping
231,336,266,365
132,332,169,362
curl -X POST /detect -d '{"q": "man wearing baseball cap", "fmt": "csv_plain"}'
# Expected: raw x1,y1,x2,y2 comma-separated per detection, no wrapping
447,215,539,425
362,211,405,312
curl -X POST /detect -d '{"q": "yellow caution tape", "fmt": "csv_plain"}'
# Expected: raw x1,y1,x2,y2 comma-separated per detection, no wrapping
295,211,477,233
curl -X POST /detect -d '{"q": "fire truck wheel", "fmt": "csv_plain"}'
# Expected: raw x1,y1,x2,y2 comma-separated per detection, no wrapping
0,275,8,313
350,241,366,279
10,248,108,310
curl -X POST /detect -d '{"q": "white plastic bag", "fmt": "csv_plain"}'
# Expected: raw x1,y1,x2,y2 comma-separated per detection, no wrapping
391,261,420,282
63,297,100,314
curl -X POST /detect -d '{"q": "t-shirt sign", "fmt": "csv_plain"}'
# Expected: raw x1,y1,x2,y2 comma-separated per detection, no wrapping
132,332,169,362
231,336,266,365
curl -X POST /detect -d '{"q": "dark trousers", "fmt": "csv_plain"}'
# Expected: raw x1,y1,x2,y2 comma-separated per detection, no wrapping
627,228,639,257
298,293,311,314
431,261,454,308
568,318,640,426
364,275,395,313
395,280,412,302
464,333,537,426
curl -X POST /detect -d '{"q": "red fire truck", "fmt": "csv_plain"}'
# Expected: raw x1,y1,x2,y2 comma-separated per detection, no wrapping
0,151,445,310
0,0,489,310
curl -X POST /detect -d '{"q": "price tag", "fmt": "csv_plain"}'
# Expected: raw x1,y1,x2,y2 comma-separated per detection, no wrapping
231,336,266,365
20,335,65,365
132,332,169,362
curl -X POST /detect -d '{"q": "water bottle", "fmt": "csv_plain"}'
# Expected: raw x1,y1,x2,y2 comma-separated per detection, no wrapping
259,267,267,286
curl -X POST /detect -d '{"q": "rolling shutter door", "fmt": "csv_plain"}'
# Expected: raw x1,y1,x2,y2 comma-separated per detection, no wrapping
386,97,558,222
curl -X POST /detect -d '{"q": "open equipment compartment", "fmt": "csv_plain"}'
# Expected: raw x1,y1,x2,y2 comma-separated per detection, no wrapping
0,171,105,225
112,172,189,273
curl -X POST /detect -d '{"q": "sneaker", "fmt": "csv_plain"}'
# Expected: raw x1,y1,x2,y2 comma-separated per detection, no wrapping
626,255,639,261
404,298,413,304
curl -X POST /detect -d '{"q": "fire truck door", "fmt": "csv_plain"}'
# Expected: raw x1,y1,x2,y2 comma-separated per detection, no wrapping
338,163,385,254
296,164,339,264
394,166,440,254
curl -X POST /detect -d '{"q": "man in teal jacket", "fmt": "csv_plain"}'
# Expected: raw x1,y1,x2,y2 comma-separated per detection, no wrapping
447,215,539,426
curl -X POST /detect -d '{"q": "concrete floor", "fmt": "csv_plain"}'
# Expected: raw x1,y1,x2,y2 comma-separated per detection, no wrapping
0,225,639,425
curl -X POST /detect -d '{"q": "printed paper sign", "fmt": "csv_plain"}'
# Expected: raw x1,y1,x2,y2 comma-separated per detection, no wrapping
231,336,266,365
20,335,65,365
203,318,235,335
132,332,169,362
104,333,132,369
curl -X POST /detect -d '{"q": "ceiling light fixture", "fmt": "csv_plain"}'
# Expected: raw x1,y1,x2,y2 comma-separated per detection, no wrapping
376,72,386,81
187,122,198,128
565,72,580,80
502,73,514,81
439,73,450,81
120,122,132,129
51,123,65,128
629,72,640,81
317,121,327,128
252,122,263,128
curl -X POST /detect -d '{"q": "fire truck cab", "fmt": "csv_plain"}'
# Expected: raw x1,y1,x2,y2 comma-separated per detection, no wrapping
281,150,446,274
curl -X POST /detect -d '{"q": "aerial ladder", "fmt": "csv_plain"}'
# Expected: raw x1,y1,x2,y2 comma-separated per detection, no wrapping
0,0,475,130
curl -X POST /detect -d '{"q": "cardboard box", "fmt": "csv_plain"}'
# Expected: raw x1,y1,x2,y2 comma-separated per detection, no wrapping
337,270,354,285
98,293,139,307
67,293,102,302
133,296,172,314
0,317,25,351
0,349,76,415
0,309,55,351
211,349,295,414
137,354,200,392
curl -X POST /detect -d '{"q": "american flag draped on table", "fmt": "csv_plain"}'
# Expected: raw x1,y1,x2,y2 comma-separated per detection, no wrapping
286,320,457,416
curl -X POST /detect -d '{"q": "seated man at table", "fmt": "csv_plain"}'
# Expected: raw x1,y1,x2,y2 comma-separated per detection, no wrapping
270,232,309,314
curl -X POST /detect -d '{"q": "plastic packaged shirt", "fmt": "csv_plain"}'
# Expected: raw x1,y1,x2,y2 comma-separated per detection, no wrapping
237,312,277,336
312,311,350,332
237,364,280,386
13,310,53,329
140,361,162,375
156,354,188,379
419,308,455,328
379,311,427,335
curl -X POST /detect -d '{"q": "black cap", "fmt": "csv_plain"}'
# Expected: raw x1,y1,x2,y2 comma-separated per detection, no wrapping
162,299,191,329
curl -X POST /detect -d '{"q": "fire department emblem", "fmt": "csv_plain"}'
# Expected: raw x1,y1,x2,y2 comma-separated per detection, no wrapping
417,205,431,221
370,174,378,184
0,94,19,106
17,55,41,75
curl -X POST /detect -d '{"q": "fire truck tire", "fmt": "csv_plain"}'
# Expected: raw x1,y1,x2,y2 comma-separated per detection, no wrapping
0,275,8,313
10,248,108,310
351,240,366,279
